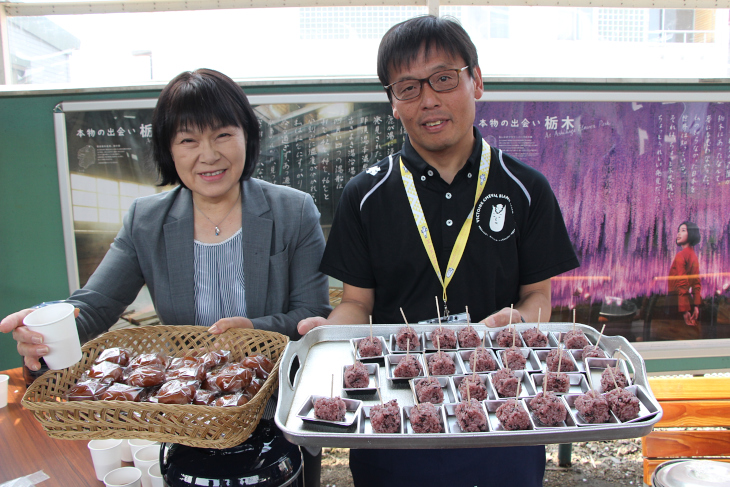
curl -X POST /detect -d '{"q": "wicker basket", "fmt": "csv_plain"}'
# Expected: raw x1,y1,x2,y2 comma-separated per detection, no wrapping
22,325,288,449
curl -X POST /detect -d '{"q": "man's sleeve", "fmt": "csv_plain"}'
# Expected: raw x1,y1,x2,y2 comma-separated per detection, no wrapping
518,172,580,285
320,181,376,289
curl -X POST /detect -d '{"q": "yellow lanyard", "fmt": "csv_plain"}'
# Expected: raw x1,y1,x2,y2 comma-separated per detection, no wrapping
399,139,491,316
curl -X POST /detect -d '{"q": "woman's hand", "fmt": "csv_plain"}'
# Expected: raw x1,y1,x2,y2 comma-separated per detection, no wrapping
208,317,254,334
0,307,80,371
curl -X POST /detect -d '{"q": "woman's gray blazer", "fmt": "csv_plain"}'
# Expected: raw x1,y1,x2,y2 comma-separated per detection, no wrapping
69,178,331,342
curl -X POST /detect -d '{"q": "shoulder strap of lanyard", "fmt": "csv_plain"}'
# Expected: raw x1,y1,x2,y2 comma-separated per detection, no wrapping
399,139,491,315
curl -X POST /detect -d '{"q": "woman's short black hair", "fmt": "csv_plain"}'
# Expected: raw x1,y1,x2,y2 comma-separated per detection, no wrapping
680,221,701,247
377,15,479,103
151,69,260,186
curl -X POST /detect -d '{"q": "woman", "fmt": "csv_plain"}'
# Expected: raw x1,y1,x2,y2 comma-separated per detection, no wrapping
1,68,331,370
668,221,702,327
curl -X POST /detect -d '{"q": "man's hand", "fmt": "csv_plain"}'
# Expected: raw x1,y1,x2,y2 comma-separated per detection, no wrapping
297,316,332,336
480,307,522,328
0,307,80,371
208,316,254,334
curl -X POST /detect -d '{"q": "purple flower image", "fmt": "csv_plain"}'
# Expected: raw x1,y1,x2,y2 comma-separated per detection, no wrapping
475,101,730,334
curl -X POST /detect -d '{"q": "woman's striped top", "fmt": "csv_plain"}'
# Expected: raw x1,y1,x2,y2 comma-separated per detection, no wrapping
193,228,247,327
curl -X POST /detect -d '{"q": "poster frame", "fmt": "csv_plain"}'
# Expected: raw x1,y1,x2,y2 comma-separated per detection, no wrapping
52,91,730,365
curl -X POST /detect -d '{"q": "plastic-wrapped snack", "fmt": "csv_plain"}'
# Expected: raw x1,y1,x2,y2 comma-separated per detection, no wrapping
495,399,530,430
492,368,519,398
430,327,456,349
563,329,590,349
129,353,169,369
344,361,370,388
458,375,488,401
66,379,109,401
427,351,455,375
166,363,207,382
574,390,610,423
212,393,250,407
357,336,382,358
546,348,575,372
543,371,570,393
469,347,497,372
409,402,442,433
94,347,133,367
86,361,124,383
370,399,401,433
455,398,487,432
495,328,520,348
193,389,217,405
151,379,198,405
501,346,527,370
100,383,146,402
245,377,264,397
415,377,444,404
393,355,422,378
529,391,567,426
126,365,166,387
457,326,480,348
600,366,628,392
241,354,274,380
521,327,548,348
201,350,231,370
314,396,346,421
169,355,204,370
211,363,254,393
605,387,640,421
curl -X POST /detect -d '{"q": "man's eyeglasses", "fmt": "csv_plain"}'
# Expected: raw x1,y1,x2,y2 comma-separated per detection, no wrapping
384,66,469,101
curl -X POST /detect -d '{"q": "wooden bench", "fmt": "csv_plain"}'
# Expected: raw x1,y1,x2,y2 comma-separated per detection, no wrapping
642,376,730,485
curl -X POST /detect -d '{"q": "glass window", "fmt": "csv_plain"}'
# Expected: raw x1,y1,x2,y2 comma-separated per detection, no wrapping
5,6,729,85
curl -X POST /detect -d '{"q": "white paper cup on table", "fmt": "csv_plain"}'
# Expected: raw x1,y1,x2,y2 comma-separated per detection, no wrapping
148,463,164,487
128,439,159,461
117,439,134,462
133,444,160,487
103,466,142,487
88,439,123,481
22,303,81,370
0,374,9,409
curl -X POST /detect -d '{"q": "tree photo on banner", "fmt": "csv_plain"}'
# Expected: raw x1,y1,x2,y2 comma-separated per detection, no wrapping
473,101,730,343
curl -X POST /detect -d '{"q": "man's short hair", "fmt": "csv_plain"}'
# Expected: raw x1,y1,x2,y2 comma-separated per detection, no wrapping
377,15,479,103
151,68,260,187
680,221,701,247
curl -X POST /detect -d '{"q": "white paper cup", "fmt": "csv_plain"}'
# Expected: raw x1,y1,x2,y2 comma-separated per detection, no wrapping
23,303,81,370
147,463,164,487
133,445,160,487
103,466,142,487
128,439,159,461
0,374,9,409
88,439,123,480
120,439,133,462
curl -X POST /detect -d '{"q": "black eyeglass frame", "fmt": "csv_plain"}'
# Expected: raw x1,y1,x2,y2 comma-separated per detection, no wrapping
384,66,469,101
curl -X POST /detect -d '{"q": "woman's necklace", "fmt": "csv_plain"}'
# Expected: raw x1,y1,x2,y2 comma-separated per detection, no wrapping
193,191,241,236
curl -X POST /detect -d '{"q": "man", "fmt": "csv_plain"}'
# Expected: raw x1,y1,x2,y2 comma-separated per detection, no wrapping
299,15,579,487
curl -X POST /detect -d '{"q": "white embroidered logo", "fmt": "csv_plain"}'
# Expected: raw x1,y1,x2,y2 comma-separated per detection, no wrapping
490,204,506,232
366,166,381,176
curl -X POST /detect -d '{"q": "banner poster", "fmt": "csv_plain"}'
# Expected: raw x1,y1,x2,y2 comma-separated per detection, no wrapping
61,99,730,343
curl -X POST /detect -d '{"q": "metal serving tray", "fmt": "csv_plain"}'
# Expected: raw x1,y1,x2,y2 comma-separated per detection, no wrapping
275,323,662,448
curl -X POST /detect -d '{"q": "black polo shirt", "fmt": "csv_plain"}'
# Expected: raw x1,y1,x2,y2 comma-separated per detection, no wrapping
321,127,579,324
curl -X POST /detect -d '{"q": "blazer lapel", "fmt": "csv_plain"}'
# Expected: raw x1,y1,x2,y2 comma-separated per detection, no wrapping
164,188,196,325
241,179,272,319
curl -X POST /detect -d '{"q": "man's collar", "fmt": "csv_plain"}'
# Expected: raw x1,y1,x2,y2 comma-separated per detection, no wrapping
400,127,482,182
